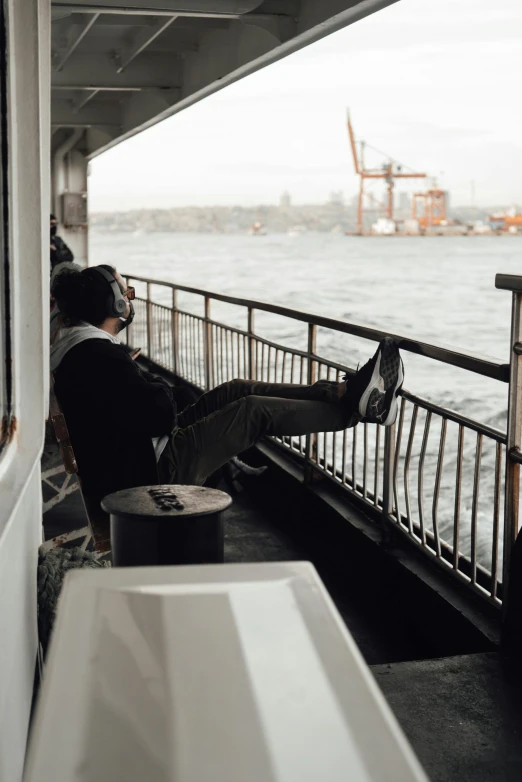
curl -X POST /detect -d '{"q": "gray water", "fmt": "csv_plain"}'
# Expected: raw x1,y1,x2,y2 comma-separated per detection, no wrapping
90,231,522,574
91,231,518,428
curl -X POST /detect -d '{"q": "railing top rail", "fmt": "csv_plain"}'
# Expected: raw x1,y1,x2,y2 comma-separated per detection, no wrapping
495,273,522,293
126,273,508,383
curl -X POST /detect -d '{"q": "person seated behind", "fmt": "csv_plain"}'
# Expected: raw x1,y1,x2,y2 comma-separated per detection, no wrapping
51,265,404,501
50,213,74,270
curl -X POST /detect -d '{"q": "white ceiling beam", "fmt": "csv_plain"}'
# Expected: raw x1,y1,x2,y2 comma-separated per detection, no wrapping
54,12,100,71
52,5,283,21
53,85,143,91
52,0,263,14
116,16,177,73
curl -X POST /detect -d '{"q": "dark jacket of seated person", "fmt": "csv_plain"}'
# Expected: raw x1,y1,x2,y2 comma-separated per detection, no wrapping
53,336,177,499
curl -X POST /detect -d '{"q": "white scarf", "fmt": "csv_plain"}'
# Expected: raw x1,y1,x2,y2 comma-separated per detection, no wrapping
50,322,121,372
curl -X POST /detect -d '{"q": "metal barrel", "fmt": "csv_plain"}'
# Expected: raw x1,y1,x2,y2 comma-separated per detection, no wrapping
101,485,232,567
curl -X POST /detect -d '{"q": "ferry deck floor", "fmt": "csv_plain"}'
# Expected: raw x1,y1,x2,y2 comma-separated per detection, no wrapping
41,438,522,782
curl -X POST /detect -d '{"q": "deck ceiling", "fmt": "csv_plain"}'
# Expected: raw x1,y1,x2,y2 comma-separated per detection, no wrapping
51,0,397,158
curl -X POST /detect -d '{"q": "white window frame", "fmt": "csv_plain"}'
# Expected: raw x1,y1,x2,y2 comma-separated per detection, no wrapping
0,1,50,781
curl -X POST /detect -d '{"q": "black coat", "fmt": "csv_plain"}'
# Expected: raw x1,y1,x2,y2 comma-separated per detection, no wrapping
54,339,177,498
50,235,74,269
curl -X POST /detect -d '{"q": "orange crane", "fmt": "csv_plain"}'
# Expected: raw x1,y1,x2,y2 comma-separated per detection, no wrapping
412,189,447,229
347,111,427,234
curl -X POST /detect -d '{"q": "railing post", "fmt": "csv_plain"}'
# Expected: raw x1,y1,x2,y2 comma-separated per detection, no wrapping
304,324,317,483
171,288,178,376
248,307,255,380
125,276,132,347
146,282,153,358
504,292,522,601
381,423,396,541
495,274,522,615
204,296,213,391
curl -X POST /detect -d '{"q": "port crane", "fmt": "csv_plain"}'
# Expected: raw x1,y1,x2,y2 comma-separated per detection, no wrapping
347,111,427,234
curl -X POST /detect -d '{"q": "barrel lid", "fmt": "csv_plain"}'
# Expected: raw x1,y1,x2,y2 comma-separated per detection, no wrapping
101,485,232,520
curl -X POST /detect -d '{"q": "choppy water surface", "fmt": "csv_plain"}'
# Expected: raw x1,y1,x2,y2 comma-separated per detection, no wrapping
91,231,522,572
92,231,518,425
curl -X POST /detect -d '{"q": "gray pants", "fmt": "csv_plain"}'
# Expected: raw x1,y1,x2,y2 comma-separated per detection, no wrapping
158,378,359,486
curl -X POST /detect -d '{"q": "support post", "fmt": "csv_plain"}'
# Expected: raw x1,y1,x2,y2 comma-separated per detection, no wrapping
171,287,178,375
495,275,522,622
504,290,522,599
146,282,153,358
381,423,396,542
248,307,255,380
304,324,317,483
204,296,213,391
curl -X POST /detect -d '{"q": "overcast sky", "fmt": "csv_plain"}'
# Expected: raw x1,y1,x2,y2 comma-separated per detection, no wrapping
89,0,522,211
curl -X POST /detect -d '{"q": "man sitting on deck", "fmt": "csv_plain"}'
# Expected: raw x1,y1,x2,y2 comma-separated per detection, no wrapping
51,265,404,499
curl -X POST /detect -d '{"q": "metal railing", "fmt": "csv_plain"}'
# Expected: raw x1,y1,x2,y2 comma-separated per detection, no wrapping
124,272,522,609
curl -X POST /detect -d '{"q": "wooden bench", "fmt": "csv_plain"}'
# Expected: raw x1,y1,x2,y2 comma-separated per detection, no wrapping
48,374,111,554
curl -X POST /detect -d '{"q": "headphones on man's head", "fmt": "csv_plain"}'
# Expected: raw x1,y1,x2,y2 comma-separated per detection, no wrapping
87,265,127,317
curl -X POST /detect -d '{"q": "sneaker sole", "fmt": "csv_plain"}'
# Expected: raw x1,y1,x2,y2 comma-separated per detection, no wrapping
366,358,404,425
358,339,403,425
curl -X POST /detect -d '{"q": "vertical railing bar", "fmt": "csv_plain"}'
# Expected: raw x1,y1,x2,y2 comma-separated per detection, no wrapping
146,283,153,359
332,369,338,479
203,298,212,391
393,397,406,524
189,314,194,381
281,350,286,383
453,426,465,570
417,410,432,545
219,326,224,384
470,432,483,586
185,314,189,379
171,288,178,375
230,329,234,381
215,324,220,385
363,423,368,500
247,308,255,380
382,422,396,526
179,313,183,378
304,324,317,483
374,425,381,508
191,315,196,382
224,325,230,382
200,318,205,388
159,304,164,361
404,404,419,536
491,442,502,598
352,425,358,492
299,355,304,454
341,428,347,485
321,363,328,468
432,417,447,558
194,318,197,388
184,313,189,379
124,277,132,347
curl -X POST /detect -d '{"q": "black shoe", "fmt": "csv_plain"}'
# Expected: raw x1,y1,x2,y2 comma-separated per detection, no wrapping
343,338,404,426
